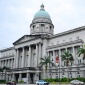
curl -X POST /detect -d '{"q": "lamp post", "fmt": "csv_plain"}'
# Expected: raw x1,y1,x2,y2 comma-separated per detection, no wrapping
56,56,60,85
58,61,60,85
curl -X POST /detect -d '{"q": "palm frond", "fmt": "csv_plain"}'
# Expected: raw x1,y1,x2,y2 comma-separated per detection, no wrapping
77,47,85,60
0,68,3,72
3,66,10,70
61,51,74,66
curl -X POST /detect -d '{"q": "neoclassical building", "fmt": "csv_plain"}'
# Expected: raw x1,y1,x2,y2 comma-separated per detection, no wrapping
0,4,85,83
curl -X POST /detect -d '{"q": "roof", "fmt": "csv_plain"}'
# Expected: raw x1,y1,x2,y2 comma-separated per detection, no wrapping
33,4,51,20
50,26,85,38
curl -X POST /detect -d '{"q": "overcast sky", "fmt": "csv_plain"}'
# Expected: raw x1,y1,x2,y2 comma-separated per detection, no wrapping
0,0,85,49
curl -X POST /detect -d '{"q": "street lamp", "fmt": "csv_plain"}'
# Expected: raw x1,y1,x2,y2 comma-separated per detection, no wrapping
58,60,60,85
56,56,60,85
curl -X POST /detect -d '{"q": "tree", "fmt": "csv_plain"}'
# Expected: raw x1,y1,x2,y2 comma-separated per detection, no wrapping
77,47,85,60
3,66,10,80
39,56,56,79
61,51,74,80
0,67,3,79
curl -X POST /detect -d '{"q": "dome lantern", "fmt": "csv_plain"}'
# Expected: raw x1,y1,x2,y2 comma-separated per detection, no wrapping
40,4,45,11
33,4,51,20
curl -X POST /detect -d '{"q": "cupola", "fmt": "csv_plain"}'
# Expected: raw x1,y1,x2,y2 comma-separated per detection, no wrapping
30,4,54,35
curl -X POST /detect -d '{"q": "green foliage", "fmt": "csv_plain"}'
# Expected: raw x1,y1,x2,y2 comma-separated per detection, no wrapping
0,80,6,84
77,47,85,60
61,51,74,66
18,80,24,84
43,77,85,83
12,80,17,82
60,77,68,82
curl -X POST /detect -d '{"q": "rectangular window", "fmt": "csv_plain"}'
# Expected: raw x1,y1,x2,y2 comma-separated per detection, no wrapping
63,40,65,43
69,38,72,41
76,36,79,40
49,51,53,56
57,41,59,44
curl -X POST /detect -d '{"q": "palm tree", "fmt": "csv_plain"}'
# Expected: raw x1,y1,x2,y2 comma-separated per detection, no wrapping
39,56,56,79
61,51,74,80
77,47,85,61
3,66,10,80
0,67,3,79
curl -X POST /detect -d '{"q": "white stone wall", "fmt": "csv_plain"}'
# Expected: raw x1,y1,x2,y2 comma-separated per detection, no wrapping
48,29,85,46
30,22,54,35
1,48,15,58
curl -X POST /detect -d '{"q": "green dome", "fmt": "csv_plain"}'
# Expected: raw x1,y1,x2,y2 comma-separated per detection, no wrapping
34,4,51,19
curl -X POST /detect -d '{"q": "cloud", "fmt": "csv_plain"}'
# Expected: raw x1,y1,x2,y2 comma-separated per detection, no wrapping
0,0,85,48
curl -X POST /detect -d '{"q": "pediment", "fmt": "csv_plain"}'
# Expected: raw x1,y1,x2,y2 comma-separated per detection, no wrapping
13,35,41,45
13,35,30,45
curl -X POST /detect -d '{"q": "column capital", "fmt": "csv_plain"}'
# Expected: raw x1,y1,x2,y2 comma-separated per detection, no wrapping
38,42,42,45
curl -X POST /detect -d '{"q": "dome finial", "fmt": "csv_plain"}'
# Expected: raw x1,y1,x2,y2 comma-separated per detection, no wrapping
40,3,45,11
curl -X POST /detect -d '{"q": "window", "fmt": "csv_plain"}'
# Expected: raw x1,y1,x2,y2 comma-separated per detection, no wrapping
78,59,81,64
33,25,35,28
80,59,81,64
50,26,51,29
69,38,72,41
71,62,73,65
51,42,54,45
64,61,66,66
62,72,65,75
76,36,79,40
41,24,44,26
77,75,80,78
63,40,65,43
46,27,48,29
49,51,53,56
57,41,59,44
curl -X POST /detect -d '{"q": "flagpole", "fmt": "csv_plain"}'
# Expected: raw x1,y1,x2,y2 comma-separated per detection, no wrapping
59,60,60,85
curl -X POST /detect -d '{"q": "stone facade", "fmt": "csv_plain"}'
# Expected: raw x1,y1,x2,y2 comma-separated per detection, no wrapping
0,4,85,83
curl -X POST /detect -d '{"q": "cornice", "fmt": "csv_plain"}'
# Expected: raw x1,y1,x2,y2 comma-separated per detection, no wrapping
0,47,14,52
50,26,85,38
0,55,14,60
47,39,83,50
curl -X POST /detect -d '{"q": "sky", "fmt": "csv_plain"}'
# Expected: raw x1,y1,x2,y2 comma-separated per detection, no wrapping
0,0,85,49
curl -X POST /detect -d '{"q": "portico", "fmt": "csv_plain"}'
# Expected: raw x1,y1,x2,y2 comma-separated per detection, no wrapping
7,67,41,83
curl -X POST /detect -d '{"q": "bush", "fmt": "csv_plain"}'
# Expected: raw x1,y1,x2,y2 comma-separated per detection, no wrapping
42,77,85,83
0,80,6,84
61,77,68,82
18,80,24,84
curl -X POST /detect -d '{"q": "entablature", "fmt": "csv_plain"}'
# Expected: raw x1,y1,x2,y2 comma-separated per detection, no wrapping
46,39,83,51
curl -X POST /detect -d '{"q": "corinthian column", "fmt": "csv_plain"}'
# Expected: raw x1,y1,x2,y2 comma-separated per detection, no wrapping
59,49,61,66
36,43,38,67
13,49,16,68
73,46,75,64
28,45,31,67
22,47,25,67
16,49,19,68
39,42,42,64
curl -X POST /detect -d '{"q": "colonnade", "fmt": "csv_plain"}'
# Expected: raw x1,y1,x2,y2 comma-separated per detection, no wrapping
47,45,83,66
7,72,39,83
0,58,14,69
14,42,42,68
